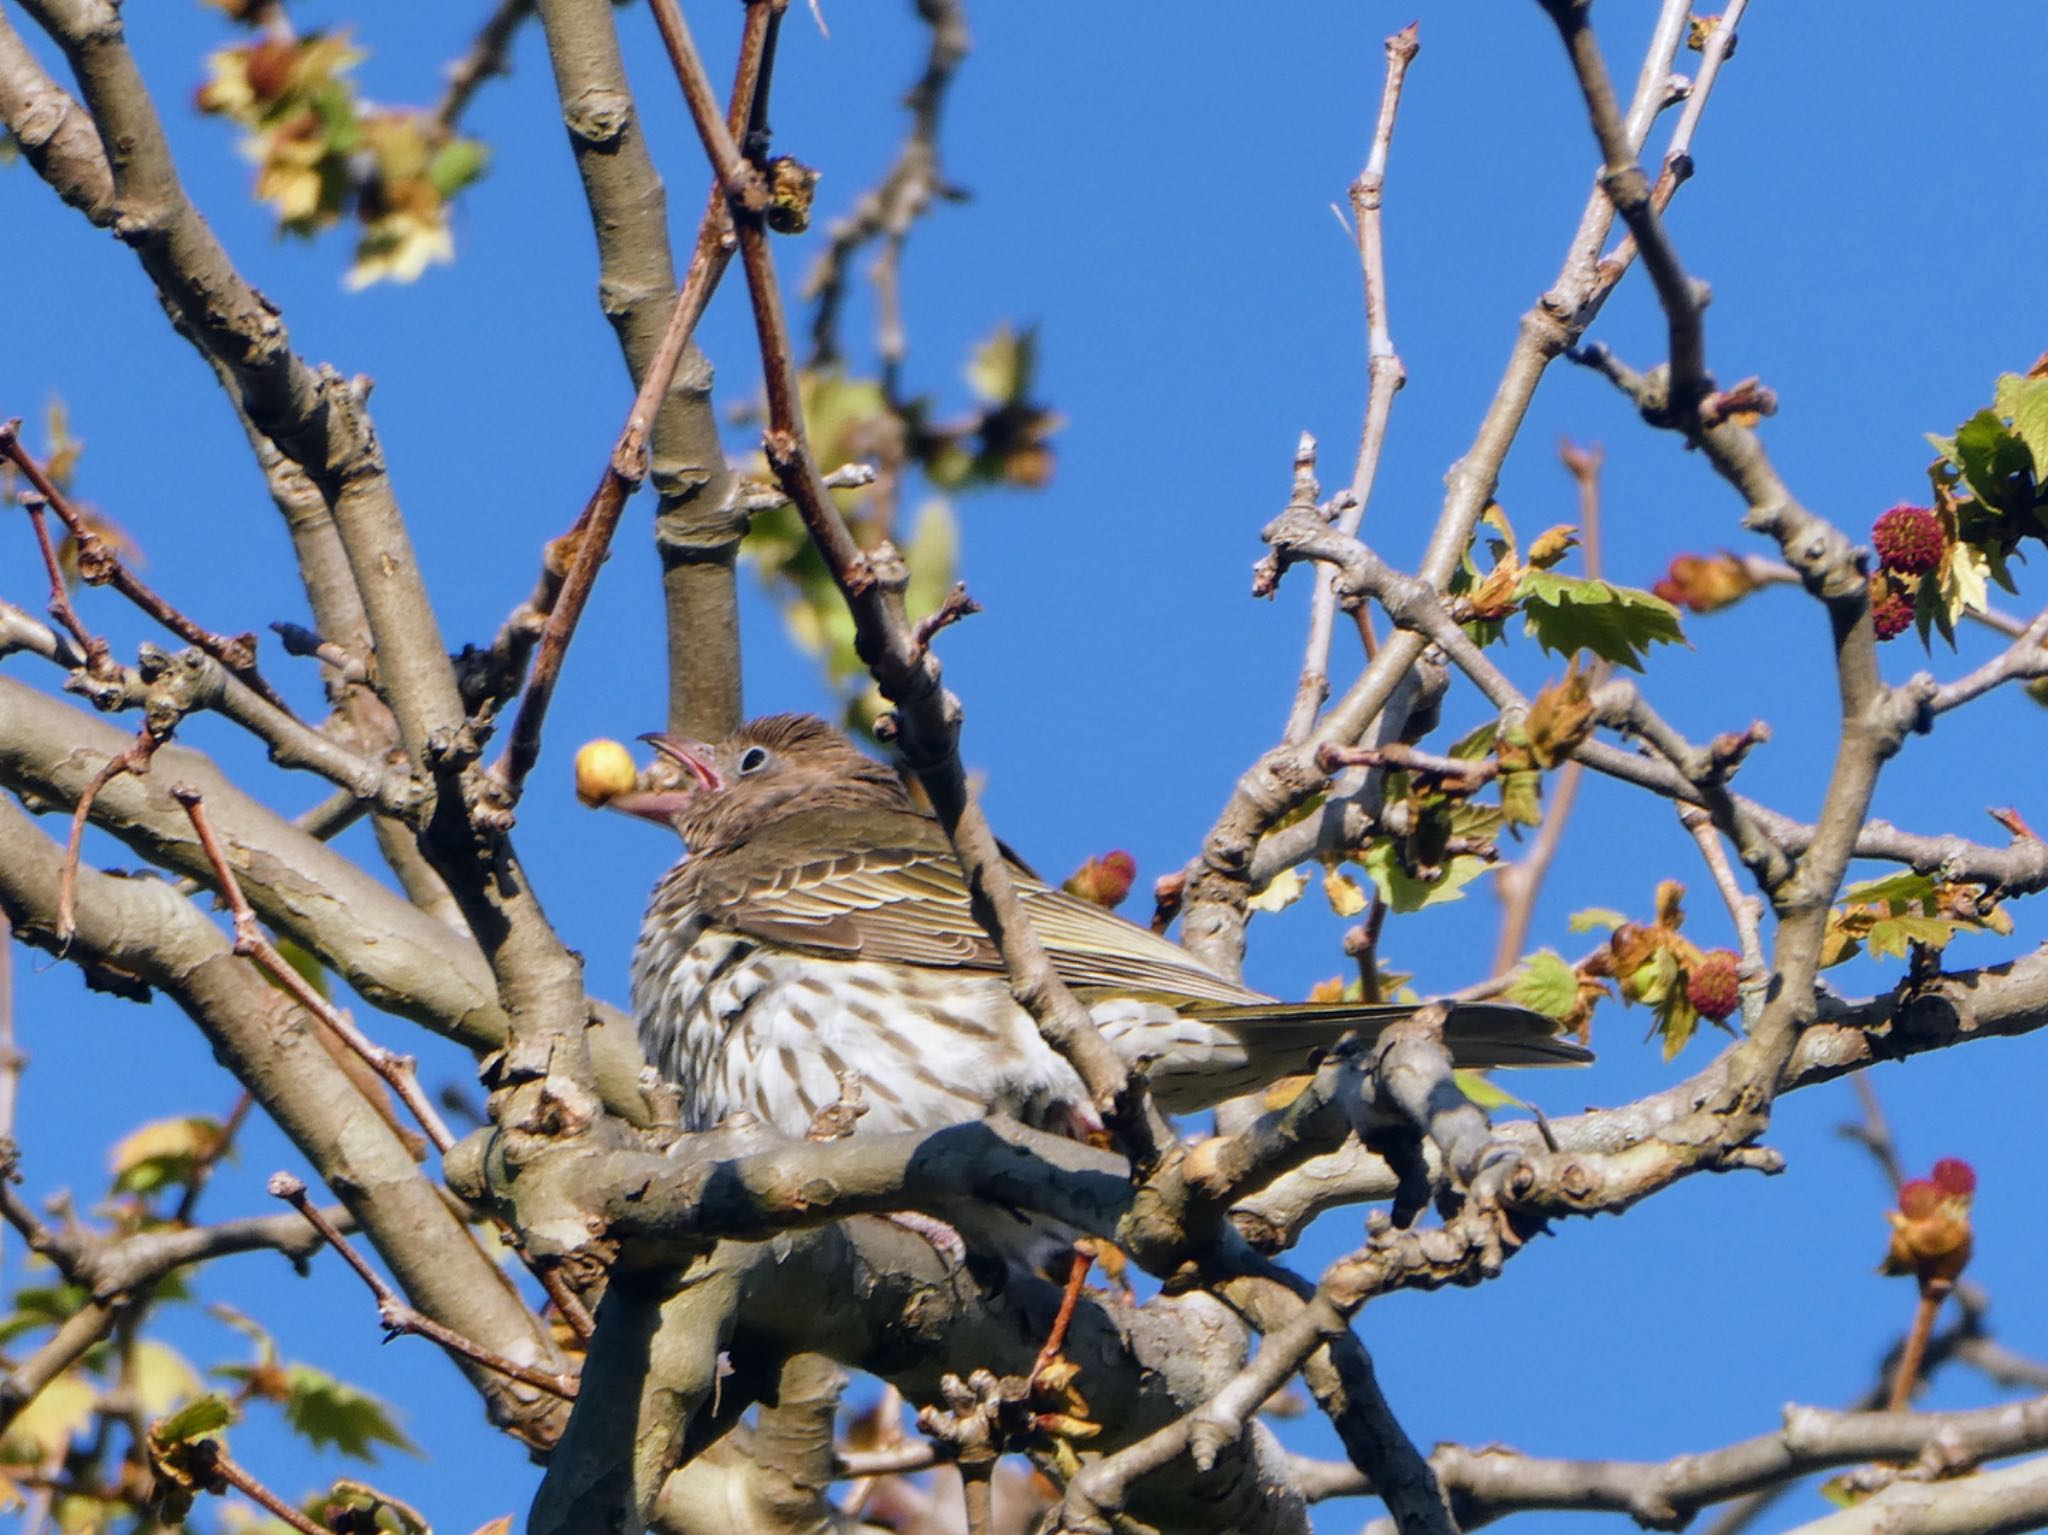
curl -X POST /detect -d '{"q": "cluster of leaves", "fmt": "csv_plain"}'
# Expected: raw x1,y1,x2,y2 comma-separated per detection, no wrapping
0,1110,420,1531
1900,362,2048,645
1818,871,2012,970
195,27,488,289
1566,882,1742,1059
1454,505,1686,671
743,326,1060,735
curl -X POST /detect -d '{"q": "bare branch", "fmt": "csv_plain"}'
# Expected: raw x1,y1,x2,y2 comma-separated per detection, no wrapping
1286,22,1417,744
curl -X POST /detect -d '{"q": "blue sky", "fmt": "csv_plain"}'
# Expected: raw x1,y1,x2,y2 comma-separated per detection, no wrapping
5,3,2047,1530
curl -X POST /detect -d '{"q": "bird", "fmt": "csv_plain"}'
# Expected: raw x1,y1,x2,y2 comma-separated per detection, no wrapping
601,712,1589,1148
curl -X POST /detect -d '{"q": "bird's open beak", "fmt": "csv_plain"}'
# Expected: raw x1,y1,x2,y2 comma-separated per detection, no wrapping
640,733,722,793
574,735,718,824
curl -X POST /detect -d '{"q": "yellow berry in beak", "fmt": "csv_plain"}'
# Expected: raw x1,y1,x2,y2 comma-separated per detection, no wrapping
575,738,640,808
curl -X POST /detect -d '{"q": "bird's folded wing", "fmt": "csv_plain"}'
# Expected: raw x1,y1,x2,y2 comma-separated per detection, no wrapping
693,809,1267,1007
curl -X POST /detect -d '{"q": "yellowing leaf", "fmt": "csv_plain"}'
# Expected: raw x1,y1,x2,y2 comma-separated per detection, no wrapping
109,1116,224,1195
1526,524,1580,569
1321,868,1370,917
132,1341,206,1418
1,1375,96,1465
1247,868,1307,914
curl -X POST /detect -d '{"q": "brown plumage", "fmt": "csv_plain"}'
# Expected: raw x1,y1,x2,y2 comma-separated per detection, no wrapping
626,714,1588,1144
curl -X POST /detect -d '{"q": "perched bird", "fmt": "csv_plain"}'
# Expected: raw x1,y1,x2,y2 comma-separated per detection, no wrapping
602,713,1588,1144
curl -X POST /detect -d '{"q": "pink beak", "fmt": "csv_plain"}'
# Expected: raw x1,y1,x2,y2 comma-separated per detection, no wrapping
591,734,719,824
640,733,722,792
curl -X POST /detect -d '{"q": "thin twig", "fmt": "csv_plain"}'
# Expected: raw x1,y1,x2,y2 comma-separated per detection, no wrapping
269,1173,578,1399
434,0,535,133
190,1441,330,1535
491,0,778,800
1888,1285,1947,1413
1680,805,1768,983
804,0,970,369
171,788,457,1154
57,726,166,943
1,421,294,715
1286,22,1416,744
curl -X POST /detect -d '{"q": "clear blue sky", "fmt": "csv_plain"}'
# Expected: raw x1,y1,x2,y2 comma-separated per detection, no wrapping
5,3,2047,1530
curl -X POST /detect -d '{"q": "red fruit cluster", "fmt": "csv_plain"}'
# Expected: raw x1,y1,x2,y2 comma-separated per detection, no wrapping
1872,504,1945,576
1883,1156,1976,1292
1869,575,1914,642
1063,850,1138,910
1685,949,1741,1021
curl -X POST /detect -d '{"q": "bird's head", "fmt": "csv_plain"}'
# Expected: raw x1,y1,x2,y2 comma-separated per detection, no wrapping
590,713,908,852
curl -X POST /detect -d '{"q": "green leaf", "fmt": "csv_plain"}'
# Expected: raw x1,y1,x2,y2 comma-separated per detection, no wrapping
1994,372,2048,479
1358,843,1492,913
0,1283,91,1346
1516,569,1686,670
283,1367,418,1461
153,1394,233,1446
1454,1069,1530,1112
965,323,1036,404
900,498,959,625
1568,906,1627,933
1952,408,2035,515
1508,950,1580,1020
1840,871,1937,906
1447,720,1498,760
427,136,490,198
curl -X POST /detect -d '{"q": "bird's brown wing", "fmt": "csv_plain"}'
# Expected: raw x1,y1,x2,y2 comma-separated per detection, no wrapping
688,808,1266,1008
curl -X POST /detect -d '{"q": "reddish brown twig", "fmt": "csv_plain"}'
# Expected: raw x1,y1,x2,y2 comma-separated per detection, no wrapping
17,486,111,680
2,419,295,715
1031,1245,1096,1388
1888,1284,1949,1413
56,725,166,944
185,1439,330,1535
170,786,595,1338
492,0,779,800
910,582,981,654
269,1172,578,1399
173,785,458,1155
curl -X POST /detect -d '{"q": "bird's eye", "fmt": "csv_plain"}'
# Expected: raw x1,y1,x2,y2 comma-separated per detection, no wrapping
737,746,769,775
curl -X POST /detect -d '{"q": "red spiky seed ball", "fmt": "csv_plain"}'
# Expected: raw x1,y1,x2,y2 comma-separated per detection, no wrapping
1870,577,1914,642
1872,504,1944,576
1686,949,1741,1022
1931,1156,1977,1198
1896,1178,1942,1219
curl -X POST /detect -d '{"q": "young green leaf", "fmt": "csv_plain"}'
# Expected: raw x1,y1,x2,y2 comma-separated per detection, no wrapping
1517,570,1685,671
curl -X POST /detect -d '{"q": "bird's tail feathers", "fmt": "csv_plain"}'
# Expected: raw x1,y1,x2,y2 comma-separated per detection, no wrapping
1180,999,1592,1069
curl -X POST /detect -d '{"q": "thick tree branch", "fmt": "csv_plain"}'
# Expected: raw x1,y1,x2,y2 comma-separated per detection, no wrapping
0,794,569,1444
